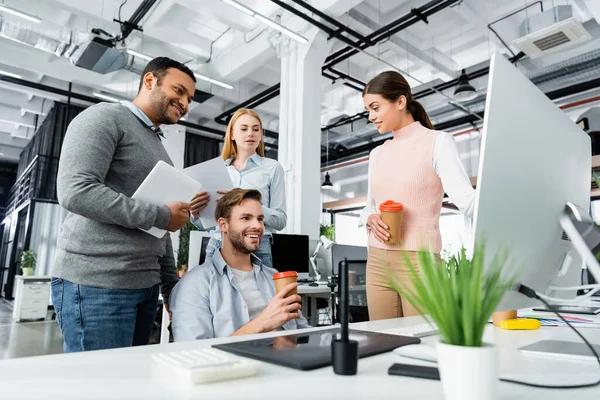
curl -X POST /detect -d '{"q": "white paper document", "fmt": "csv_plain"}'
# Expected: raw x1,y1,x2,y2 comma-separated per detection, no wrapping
132,160,202,238
183,156,234,229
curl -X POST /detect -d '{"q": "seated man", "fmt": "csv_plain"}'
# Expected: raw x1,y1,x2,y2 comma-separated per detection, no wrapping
170,188,310,340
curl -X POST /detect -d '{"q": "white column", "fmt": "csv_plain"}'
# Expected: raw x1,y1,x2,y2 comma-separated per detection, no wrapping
278,28,332,240
162,123,186,257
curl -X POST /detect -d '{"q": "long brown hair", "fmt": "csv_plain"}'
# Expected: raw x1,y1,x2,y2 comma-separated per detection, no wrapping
362,71,434,130
221,108,265,160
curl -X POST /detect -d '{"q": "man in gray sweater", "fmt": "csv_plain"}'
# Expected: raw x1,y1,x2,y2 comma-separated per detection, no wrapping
52,57,196,352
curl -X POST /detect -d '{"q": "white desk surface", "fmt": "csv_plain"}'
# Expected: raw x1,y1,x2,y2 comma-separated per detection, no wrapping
1,314,599,399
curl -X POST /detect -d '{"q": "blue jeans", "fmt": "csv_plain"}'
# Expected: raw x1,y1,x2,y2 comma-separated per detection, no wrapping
51,278,159,353
206,234,273,268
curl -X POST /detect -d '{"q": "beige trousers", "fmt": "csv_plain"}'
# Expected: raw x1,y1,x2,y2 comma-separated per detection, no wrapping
366,247,425,321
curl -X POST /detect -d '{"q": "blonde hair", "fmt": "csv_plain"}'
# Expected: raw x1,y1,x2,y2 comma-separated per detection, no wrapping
221,108,265,160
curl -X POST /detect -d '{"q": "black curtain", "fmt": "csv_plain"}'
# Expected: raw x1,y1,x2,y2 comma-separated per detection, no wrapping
184,132,221,167
15,102,85,201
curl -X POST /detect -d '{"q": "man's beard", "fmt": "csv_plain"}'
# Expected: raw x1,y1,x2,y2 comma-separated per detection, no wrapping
229,228,261,255
149,87,176,125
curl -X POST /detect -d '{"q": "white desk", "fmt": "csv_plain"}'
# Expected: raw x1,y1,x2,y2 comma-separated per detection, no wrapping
1,314,599,399
298,284,331,326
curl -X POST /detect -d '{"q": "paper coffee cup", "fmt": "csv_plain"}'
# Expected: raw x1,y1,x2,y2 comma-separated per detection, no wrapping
379,200,404,245
273,271,298,297
273,271,299,314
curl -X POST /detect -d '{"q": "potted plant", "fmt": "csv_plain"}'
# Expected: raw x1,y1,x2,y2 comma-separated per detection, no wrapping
176,220,199,277
320,223,335,241
387,243,517,400
21,250,36,277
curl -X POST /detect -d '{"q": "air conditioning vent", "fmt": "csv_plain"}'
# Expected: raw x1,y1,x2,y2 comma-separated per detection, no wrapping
561,230,571,241
513,6,591,59
533,31,570,51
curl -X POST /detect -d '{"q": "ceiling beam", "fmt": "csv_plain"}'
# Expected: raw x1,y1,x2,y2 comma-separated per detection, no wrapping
347,8,455,80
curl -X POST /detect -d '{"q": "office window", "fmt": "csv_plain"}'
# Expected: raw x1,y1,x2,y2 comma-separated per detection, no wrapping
439,212,471,259
332,209,471,255
591,200,600,225
334,212,367,247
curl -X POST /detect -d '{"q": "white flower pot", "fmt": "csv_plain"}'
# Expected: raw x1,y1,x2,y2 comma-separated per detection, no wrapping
22,267,34,277
436,342,498,400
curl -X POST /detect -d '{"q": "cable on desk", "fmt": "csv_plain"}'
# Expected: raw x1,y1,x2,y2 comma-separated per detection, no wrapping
498,284,600,389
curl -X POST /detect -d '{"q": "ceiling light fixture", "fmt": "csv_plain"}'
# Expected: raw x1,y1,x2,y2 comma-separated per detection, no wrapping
222,0,254,16
221,0,308,44
126,49,153,61
0,70,22,79
453,69,478,102
0,5,42,24
322,129,334,190
93,92,121,102
193,72,233,90
321,172,334,189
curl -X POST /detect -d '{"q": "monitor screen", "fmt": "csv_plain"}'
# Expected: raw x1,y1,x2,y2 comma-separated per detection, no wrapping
331,244,368,275
188,231,212,270
271,233,309,273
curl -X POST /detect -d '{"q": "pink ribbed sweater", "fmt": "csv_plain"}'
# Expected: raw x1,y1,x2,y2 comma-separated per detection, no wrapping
368,121,444,253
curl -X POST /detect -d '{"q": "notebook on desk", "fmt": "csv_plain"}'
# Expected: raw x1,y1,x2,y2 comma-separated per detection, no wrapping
213,327,420,371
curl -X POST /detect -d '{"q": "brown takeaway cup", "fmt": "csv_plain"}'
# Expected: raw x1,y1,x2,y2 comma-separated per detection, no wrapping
273,271,298,296
273,271,299,313
379,200,404,245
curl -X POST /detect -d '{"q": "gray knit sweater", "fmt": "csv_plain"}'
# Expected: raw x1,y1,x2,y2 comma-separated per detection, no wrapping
54,102,179,301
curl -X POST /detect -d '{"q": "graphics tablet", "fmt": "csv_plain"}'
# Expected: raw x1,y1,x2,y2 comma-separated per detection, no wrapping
213,328,420,371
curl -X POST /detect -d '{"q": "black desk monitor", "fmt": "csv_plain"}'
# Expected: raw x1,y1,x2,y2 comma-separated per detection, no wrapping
271,233,310,274
213,327,420,371
331,244,368,275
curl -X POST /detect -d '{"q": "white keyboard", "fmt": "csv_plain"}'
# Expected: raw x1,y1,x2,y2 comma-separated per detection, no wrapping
152,348,259,384
380,323,439,338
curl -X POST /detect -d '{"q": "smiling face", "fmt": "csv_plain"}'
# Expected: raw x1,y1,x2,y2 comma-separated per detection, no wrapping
231,114,263,155
220,198,265,254
148,67,196,125
363,93,407,134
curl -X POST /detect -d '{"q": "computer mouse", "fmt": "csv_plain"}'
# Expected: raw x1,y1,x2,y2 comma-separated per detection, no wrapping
393,344,438,363
308,282,319,287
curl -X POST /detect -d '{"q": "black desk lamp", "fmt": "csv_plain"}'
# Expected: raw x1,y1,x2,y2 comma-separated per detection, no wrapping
331,257,358,375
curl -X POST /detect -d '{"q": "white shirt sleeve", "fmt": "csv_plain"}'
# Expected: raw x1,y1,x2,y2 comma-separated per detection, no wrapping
433,132,476,218
358,147,380,229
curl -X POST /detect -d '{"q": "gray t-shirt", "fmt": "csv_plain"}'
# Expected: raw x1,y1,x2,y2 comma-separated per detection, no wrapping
230,268,268,320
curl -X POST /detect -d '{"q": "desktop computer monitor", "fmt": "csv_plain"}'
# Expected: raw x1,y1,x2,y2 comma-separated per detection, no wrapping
331,244,368,276
271,233,310,278
188,231,212,271
472,53,591,310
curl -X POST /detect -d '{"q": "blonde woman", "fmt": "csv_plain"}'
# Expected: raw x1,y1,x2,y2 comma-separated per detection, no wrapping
190,108,286,268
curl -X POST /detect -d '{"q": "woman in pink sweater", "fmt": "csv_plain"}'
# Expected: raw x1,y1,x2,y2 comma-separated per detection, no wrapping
359,71,476,321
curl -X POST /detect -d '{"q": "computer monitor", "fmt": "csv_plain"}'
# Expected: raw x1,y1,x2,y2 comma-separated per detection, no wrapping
331,244,368,276
271,233,310,277
472,53,591,310
188,231,213,271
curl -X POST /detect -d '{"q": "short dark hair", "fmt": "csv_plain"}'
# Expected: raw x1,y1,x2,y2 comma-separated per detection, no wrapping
215,188,262,222
137,57,196,92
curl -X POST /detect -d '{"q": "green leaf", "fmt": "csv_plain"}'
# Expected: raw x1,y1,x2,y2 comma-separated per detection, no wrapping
385,241,516,347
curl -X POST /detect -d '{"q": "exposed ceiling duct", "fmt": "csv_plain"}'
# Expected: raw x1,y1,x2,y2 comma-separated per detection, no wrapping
214,0,461,126
514,5,591,59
